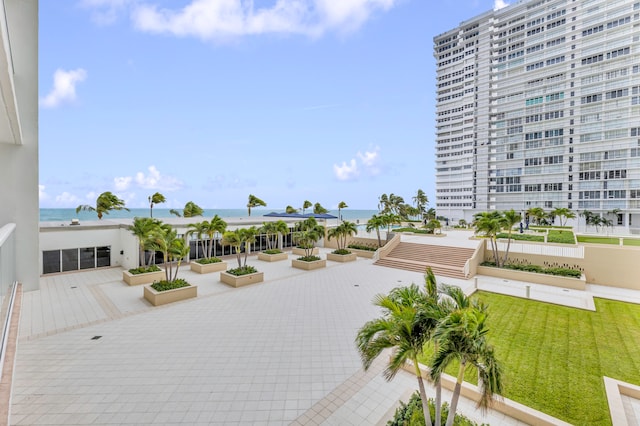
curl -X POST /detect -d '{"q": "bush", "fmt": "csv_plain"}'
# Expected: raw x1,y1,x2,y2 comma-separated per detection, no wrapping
195,257,222,264
150,278,190,292
128,265,161,275
481,261,582,278
387,392,486,426
496,233,544,242
227,265,258,276
347,243,378,251
298,255,321,262
332,249,351,255
394,227,432,234
263,249,282,254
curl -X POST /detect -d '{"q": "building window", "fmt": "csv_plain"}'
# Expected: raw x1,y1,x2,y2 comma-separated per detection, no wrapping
42,246,111,275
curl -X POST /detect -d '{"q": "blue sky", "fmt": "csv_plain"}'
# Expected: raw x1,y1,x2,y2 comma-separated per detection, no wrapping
39,0,507,211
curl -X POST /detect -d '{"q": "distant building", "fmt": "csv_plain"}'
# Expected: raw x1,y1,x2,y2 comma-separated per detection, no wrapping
434,0,640,232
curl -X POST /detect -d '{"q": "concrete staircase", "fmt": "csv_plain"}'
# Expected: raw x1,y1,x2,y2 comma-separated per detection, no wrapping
374,242,475,279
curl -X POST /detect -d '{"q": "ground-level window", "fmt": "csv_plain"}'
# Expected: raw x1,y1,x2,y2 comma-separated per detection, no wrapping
42,246,111,274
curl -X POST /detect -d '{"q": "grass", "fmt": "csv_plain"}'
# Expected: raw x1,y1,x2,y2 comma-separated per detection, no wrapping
496,233,544,242
546,229,576,244
419,293,640,425
577,236,619,245
623,239,640,246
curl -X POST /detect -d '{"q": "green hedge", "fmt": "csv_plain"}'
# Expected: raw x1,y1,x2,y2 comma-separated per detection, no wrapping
227,265,258,276
482,261,582,278
332,249,351,255
128,265,161,274
195,257,222,264
263,249,283,254
150,278,190,292
297,255,321,262
388,392,486,426
347,243,378,251
496,233,544,242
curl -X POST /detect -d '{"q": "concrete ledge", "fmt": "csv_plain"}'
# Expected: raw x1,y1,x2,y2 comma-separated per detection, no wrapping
292,247,319,256
143,284,197,306
257,252,288,262
292,259,326,271
349,248,376,259
190,260,227,274
604,376,640,426
401,360,572,426
220,271,264,287
476,266,586,290
122,269,165,286
326,252,357,263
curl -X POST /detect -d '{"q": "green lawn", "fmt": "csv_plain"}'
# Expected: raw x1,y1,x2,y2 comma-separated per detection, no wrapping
546,229,576,244
419,292,640,425
577,236,619,245
623,239,640,246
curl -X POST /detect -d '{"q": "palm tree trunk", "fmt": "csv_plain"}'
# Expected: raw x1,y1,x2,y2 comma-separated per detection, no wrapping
435,378,442,426
446,363,466,426
501,230,513,267
414,361,433,426
376,229,381,247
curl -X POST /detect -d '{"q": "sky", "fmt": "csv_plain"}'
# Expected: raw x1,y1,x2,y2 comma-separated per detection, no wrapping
39,0,509,211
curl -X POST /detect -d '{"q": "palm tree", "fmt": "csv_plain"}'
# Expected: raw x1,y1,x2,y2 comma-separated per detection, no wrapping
186,221,208,259
356,285,434,426
526,207,546,225
170,201,204,218
381,213,401,242
500,209,521,267
260,222,277,250
430,303,503,426
366,214,385,247
378,193,390,213
149,224,190,282
413,189,429,219
247,194,266,217
327,221,357,251
128,217,161,267
551,207,575,226
293,217,325,257
222,227,259,268
425,208,437,221
148,192,166,218
313,202,328,214
203,215,227,258
473,211,504,265
337,201,348,222
285,205,298,214
76,191,129,219
302,200,312,215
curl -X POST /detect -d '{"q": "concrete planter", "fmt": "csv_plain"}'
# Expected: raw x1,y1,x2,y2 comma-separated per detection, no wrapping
123,269,165,286
220,271,264,288
190,260,227,274
292,258,327,271
477,266,586,290
349,248,377,259
326,252,357,262
143,284,197,306
257,251,288,262
292,247,319,256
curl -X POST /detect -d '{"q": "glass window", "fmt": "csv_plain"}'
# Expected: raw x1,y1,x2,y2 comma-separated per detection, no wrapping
96,246,111,267
62,249,79,272
79,247,96,270
43,250,61,274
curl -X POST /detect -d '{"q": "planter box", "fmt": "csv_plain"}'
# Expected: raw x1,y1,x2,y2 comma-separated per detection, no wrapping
292,247,319,256
349,248,377,259
143,284,197,306
257,252,288,262
292,258,327,271
326,252,357,263
220,271,264,288
190,260,227,274
123,269,165,286
476,266,586,290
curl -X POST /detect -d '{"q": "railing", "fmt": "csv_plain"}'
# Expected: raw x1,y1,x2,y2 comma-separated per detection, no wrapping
0,223,17,380
495,240,585,258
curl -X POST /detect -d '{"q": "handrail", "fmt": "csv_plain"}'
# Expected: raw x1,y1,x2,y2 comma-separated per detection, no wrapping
0,280,17,380
0,223,16,247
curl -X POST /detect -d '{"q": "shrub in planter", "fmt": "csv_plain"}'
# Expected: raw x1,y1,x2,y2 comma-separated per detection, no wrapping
332,248,351,255
151,278,191,292
482,261,582,278
128,265,161,275
298,255,321,262
388,392,485,426
227,265,258,276
347,243,377,251
263,249,283,255
195,257,222,264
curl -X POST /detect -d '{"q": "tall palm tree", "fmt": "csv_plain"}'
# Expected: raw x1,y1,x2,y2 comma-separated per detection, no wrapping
473,211,504,265
413,189,429,218
337,201,348,222
313,202,328,214
149,224,190,282
327,221,357,250
366,214,385,247
285,205,298,214
302,200,312,215
186,221,208,259
378,193,390,213
76,191,129,219
222,227,259,268
551,207,575,226
170,201,204,218
501,209,521,267
128,217,161,267
356,285,434,426
293,217,325,257
526,207,546,225
148,192,166,218
430,303,503,426
247,194,267,217
203,215,227,258
381,213,401,242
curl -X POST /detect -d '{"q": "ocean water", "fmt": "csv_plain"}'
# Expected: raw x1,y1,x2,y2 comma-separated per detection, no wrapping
40,208,379,223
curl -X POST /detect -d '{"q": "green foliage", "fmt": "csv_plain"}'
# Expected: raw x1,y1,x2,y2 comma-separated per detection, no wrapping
195,257,222,264
577,236,619,245
150,278,190,292
388,392,485,426
227,265,258,276
546,230,576,244
395,227,432,234
347,243,378,251
481,261,582,278
332,249,351,255
297,255,321,262
263,249,282,254
128,265,161,275
496,233,544,242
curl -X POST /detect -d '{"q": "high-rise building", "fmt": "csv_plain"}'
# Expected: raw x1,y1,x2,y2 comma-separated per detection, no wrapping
434,0,640,232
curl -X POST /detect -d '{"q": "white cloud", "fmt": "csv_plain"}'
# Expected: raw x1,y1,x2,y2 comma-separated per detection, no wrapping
333,159,359,181
357,146,379,167
82,0,398,41
134,165,183,191
114,176,132,191
494,0,509,10
85,191,97,201
39,185,49,201
40,68,87,108
55,192,80,206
